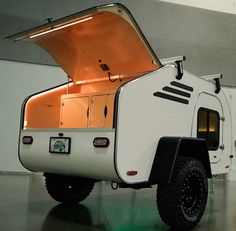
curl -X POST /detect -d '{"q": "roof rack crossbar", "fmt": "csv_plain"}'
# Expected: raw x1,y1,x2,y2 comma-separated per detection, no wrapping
201,74,222,94
200,74,222,81
160,56,186,66
160,56,186,80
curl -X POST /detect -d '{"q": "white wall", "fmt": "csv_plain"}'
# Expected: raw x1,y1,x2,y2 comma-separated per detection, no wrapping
160,0,236,14
0,60,66,172
223,87,236,181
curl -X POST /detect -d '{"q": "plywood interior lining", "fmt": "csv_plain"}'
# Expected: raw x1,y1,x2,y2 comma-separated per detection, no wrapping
24,83,79,128
24,75,136,129
32,11,160,82
21,7,161,129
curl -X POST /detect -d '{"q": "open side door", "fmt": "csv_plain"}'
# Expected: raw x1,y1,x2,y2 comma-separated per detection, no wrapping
192,93,224,163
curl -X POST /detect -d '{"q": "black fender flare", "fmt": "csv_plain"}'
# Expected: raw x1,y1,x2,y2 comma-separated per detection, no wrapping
149,137,212,184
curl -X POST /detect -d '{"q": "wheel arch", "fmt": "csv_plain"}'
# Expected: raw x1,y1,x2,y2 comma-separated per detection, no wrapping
149,137,212,184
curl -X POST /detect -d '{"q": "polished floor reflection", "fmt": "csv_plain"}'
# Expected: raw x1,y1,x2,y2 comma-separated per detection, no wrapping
0,174,236,231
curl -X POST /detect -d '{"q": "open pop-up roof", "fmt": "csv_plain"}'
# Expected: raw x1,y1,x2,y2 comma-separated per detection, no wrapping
7,3,161,82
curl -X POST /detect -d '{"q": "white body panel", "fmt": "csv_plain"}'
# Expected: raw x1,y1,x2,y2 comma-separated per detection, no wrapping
20,128,119,181
115,65,232,183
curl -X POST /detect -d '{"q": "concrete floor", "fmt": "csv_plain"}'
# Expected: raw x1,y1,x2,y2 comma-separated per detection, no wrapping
0,174,236,231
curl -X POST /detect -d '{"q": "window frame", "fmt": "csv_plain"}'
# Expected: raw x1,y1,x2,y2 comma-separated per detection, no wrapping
197,107,220,151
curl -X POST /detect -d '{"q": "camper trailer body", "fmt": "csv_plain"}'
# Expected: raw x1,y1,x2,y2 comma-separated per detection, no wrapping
19,65,232,183
7,3,233,229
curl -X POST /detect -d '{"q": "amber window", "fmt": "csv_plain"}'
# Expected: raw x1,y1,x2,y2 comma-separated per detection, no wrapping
197,108,220,150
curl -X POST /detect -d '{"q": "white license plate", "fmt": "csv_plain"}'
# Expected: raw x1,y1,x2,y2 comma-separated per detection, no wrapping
49,137,71,154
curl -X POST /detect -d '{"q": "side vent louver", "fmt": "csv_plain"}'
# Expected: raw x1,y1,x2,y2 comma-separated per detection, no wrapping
153,81,193,105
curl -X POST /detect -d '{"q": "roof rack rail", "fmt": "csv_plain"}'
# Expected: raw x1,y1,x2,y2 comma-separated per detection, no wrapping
200,74,222,81
160,56,186,66
160,56,186,80
200,74,222,94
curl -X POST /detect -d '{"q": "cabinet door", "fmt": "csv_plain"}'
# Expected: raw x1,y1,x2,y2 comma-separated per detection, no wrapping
60,96,89,128
89,95,107,128
104,93,115,128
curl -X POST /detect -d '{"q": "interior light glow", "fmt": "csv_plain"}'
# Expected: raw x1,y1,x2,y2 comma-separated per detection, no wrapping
75,71,150,85
75,76,120,85
198,127,216,132
29,82,74,101
29,16,93,39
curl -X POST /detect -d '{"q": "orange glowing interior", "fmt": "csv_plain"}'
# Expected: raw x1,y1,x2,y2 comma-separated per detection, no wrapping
23,9,161,129
24,77,136,129
32,11,159,81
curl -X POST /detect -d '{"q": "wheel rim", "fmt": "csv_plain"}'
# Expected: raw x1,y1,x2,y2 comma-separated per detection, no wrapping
181,170,205,216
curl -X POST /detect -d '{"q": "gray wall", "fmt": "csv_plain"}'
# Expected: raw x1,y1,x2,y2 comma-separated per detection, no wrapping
0,60,66,172
1,0,236,86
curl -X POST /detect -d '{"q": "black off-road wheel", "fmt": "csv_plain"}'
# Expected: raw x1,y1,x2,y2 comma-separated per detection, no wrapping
156,156,208,230
44,173,95,204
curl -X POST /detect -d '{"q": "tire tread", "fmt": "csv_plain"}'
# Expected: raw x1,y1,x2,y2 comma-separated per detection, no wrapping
156,156,208,229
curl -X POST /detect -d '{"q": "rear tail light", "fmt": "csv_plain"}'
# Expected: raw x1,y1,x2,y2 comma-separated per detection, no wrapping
22,136,33,144
93,137,110,148
127,171,138,176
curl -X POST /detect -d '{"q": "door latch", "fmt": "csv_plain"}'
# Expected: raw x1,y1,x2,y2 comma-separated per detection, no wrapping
220,116,225,121
219,144,225,150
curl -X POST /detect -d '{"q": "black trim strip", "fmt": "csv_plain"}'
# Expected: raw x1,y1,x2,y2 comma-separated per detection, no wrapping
113,83,129,183
153,92,189,104
170,81,193,92
163,86,191,98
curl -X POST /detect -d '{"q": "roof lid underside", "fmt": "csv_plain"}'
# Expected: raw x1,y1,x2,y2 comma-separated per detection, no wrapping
8,5,161,82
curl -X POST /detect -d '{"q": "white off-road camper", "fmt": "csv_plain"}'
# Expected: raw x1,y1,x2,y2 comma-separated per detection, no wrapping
7,3,234,229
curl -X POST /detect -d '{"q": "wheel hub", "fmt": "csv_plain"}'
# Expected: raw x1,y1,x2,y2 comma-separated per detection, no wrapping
181,171,204,216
